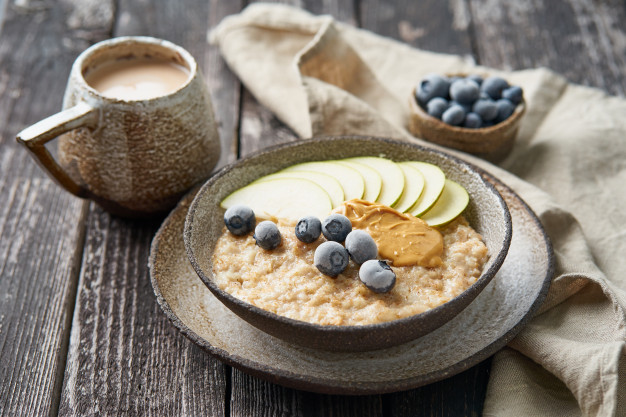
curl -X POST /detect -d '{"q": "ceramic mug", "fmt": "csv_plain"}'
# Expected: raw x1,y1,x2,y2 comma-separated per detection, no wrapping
16,36,220,217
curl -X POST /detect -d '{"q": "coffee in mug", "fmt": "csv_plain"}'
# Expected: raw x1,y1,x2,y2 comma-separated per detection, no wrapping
85,57,191,101
16,37,220,217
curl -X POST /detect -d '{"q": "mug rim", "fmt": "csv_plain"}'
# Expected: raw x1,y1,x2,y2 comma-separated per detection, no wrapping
72,36,198,103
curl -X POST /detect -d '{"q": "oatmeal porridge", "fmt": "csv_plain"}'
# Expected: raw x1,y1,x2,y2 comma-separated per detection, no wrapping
211,208,489,326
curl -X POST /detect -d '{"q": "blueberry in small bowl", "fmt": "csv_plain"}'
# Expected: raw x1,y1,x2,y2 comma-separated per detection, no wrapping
409,73,526,163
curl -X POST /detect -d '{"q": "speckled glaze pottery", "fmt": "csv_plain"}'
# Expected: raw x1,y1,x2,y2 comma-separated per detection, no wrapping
408,78,526,163
183,136,513,352
150,166,553,394
16,36,220,217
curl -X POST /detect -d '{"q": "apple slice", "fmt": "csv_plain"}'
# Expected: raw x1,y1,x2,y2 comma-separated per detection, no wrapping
254,170,344,208
420,179,469,226
220,178,332,221
344,156,404,207
284,161,364,201
338,160,382,202
394,163,425,213
405,161,446,216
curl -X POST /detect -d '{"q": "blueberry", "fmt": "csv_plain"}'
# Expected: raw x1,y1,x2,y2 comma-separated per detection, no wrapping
224,205,256,236
322,214,352,242
314,241,349,277
253,221,281,250
481,76,509,100
467,74,483,86
426,97,448,119
416,74,450,106
345,230,377,264
472,99,498,121
449,78,480,104
359,260,396,293
295,216,322,243
494,98,516,123
464,112,482,129
502,86,523,105
450,100,472,114
442,104,465,126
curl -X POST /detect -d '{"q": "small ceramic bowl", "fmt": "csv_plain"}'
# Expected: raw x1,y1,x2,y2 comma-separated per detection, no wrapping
184,136,512,352
408,79,526,163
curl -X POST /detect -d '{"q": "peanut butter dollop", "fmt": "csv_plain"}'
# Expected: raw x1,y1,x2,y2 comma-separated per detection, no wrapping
334,199,443,267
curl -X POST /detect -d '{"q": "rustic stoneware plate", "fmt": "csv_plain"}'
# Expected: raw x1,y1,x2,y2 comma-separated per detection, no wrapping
183,136,512,352
148,167,553,394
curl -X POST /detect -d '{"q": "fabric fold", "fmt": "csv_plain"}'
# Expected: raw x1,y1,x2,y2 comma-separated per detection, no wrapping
210,4,626,416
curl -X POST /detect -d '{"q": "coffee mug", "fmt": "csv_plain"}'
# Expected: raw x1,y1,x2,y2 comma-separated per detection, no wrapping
16,36,220,217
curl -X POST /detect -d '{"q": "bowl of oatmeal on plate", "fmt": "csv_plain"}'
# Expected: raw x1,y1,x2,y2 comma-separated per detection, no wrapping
184,136,511,352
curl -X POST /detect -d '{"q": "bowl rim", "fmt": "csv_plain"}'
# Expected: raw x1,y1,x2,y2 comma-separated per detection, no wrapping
183,135,512,337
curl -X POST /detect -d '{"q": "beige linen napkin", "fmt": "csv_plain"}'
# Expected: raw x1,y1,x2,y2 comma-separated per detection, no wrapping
210,4,626,416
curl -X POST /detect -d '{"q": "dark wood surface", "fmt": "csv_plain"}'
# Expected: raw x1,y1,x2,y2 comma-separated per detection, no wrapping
1,0,624,416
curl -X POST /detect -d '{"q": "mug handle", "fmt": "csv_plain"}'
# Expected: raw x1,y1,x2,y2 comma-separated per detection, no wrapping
16,102,98,198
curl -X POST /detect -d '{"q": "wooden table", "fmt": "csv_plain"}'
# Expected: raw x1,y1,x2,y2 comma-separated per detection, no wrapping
1,0,624,415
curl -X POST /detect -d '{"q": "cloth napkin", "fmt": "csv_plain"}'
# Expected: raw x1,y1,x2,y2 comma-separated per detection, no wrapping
210,4,626,416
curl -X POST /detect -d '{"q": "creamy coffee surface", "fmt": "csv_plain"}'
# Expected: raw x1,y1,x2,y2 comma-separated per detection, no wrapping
85,58,190,100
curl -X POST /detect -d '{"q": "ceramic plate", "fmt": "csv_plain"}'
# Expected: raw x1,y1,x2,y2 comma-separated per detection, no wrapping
149,168,553,395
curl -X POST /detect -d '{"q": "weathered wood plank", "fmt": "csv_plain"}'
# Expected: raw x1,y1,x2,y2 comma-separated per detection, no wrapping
0,179,85,416
206,0,244,168
469,0,626,95
59,206,227,416
382,361,492,417
0,0,112,415
58,0,234,415
231,375,384,417
360,0,474,56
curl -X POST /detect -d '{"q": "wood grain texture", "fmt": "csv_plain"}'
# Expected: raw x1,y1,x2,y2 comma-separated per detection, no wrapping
57,1,230,416
59,205,227,416
360,0,474,56
207,0,245,168
469,0,626,95
0,0,111,415
0,179,85,416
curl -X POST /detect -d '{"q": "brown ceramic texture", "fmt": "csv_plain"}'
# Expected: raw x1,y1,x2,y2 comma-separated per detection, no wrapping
149,163,553,394
408,83,526,163
183,136,512,352
19,37,220,217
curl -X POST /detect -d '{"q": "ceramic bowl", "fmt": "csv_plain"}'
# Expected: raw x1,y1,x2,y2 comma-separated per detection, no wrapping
408,79,526,163
184,136,512,352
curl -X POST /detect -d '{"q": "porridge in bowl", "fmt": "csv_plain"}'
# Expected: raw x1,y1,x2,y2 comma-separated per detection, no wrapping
211,157,489,326
212,210,488,325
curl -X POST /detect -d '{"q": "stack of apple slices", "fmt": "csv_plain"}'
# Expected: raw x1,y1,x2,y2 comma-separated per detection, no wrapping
220,157,469,227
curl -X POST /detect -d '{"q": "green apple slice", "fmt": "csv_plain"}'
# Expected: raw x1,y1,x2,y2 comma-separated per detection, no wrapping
254,170,344,208
337,160,382,202
394,163,425,213
284,161,364,201
420,179,469,226
220,178,332,221
344,156,404,207
405,161,446,216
